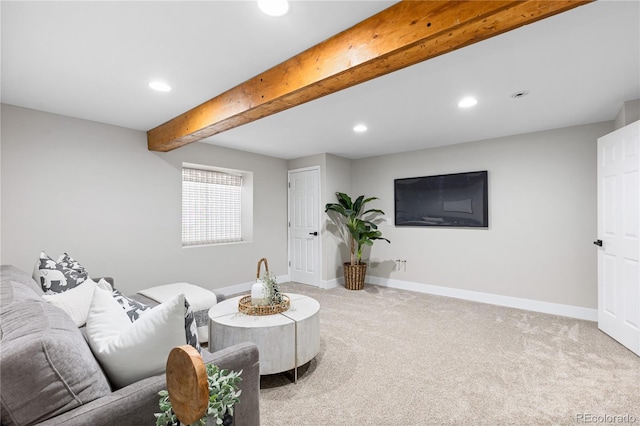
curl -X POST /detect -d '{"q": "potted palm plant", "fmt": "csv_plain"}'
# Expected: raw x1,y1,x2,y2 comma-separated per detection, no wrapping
325,192,390,290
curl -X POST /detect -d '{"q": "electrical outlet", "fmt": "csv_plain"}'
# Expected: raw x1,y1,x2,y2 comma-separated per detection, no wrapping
394,259,407,272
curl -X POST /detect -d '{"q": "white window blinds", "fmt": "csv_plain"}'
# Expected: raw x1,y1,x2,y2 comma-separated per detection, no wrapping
182,167,242,246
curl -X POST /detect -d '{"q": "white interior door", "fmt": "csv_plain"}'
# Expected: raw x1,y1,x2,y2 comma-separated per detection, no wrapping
288,168,321,287
597,120,640,356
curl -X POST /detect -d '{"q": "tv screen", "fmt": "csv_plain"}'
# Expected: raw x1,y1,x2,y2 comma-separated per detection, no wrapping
394,171,488,227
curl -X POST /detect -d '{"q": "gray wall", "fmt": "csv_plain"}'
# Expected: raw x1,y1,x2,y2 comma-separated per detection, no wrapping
614,99,640,130
351,122,613,309
1,104,288,294
287,153,352,284
322,154,352,282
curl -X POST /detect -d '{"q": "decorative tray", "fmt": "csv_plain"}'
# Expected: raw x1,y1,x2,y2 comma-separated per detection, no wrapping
238,294,290,316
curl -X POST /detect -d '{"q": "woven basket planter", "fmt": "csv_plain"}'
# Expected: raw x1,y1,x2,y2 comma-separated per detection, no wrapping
343,262,367,290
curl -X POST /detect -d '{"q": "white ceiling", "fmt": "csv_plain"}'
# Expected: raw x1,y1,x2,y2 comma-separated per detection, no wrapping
2,1,639,160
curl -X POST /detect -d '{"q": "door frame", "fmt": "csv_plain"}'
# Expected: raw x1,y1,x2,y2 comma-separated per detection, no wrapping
287,166,322,287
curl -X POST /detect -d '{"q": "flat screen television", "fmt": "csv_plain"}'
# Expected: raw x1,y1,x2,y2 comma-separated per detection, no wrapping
394,171,488,227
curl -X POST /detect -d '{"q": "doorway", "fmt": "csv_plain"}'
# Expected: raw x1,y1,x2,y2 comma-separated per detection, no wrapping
597,120,640,356
288,167,321,287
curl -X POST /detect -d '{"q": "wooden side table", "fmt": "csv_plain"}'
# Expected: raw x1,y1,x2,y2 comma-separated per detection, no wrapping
208,293,320,382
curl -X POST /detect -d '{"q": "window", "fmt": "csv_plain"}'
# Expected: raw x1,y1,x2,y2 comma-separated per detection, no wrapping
182,166,243,246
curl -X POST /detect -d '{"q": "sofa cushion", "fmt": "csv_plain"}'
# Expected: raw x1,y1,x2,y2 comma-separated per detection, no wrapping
86,287,187,389
0,264,43,298
1,274,43,308
32,251,89,293
0,280,111,426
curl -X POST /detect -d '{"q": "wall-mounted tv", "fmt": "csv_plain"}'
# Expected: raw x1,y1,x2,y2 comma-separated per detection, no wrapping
394,171,488,227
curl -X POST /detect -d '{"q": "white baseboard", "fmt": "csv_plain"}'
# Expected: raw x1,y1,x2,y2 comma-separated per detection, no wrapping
365,276,597,321
224,273,597,321
321,277,341,289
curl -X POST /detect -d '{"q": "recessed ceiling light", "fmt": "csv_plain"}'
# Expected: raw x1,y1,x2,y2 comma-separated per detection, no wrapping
258,0,289,17
353,124,368,133
149,81,171,92
458,97,478,108
511,90,530,99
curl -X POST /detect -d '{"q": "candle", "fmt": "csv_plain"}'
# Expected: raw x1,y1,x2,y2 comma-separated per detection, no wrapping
251,282,265,306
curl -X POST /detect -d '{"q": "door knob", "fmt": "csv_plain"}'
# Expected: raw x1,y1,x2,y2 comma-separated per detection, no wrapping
593,239,603,247
309,232,318,236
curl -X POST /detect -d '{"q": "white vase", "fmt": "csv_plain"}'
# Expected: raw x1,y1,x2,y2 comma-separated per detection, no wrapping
251,282,266,306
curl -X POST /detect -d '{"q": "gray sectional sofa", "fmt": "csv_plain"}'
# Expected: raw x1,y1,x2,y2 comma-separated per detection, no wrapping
0,265,260,426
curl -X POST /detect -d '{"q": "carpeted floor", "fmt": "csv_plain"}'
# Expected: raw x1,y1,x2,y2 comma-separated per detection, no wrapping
258,282,639,425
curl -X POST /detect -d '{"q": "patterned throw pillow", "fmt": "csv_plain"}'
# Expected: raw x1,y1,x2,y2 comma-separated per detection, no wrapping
112,288,152,322
33,251,89,293
184,300,201,352
58,252,86,273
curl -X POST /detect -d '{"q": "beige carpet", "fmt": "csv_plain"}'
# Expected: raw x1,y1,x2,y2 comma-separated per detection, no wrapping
257,283,639,425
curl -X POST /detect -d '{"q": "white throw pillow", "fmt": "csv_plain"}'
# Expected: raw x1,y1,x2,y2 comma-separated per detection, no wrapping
86,287,187,389
137,282,217,344
41,278,98,326
96,280,200,352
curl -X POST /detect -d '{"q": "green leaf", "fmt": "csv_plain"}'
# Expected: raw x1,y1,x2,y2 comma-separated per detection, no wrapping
156,365,242,426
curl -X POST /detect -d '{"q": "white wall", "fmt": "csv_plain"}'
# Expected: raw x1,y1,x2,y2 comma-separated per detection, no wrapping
351,122,613,309
1,104,288,294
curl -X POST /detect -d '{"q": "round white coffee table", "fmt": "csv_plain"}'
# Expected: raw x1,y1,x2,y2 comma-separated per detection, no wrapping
208,293,320,381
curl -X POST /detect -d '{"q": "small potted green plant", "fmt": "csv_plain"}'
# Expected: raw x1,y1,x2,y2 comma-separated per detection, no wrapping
325,192,390,290
259,271,283,305
155,363,242,426
251,257,283,306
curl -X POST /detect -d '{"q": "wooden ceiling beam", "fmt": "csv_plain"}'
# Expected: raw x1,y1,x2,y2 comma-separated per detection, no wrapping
148,0,591,152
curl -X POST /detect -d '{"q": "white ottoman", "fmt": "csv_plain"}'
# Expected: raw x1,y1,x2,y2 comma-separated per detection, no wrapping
138,282,217,343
